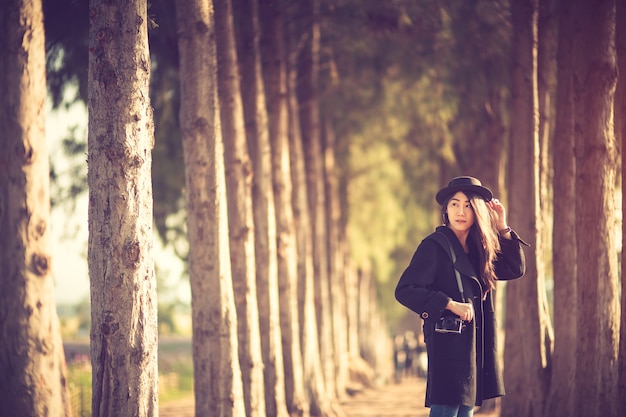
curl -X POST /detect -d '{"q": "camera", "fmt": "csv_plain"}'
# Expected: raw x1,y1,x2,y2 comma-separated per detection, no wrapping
435,315,463,334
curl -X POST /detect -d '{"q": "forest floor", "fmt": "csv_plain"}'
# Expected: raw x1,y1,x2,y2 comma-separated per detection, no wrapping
159,375,500,417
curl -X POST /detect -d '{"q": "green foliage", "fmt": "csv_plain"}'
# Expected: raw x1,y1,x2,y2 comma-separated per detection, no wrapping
323,0,511,318
65,341,195,416
156,261,191,336
158,340,195,402
147,0,188,243
44,0,89,107
49,123,88,209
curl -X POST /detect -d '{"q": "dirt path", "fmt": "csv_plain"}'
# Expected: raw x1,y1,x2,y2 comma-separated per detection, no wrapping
339,376,429,416
159,394,194,417
160,376,499,417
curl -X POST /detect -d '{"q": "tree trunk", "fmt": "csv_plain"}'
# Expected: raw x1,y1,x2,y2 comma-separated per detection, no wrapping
297,0,338,403
537,0,558,295
346,263,360,359
572,0,619,415
357,267,377,367
617,0,626,410
233,0,288,415
0,1,71,415
502,1,551,416
175,1,245,416
545,0,577,415
87,1,158,416
214,0,266,415
322,118,349,399
288,33,332,417
259,0,309,414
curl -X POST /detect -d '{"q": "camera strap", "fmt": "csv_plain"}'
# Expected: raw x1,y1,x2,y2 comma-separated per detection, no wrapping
433,232,466,303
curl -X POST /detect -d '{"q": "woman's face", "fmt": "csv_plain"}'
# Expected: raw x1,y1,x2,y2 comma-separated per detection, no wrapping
446,191,475,233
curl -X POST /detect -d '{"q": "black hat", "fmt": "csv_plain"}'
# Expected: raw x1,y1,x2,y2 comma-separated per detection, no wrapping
435,176,493,205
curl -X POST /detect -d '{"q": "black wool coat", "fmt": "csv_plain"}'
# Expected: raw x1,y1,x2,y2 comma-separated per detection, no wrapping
395,226,526,407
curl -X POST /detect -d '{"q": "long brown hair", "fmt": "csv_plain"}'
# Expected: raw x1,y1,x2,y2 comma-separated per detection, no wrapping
441,192,501,291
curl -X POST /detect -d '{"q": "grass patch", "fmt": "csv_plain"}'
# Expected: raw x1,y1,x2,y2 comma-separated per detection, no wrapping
67,358,92,417
65,338,194,415
158,353,194,403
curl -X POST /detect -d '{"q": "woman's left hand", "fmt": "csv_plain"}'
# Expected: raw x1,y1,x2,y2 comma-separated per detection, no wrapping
487,198,507,229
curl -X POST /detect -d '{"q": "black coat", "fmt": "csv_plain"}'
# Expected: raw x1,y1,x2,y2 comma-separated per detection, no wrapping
395,226,526,407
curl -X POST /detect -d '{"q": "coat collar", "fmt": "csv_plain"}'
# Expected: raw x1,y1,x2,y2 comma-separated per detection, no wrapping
435,226,480,282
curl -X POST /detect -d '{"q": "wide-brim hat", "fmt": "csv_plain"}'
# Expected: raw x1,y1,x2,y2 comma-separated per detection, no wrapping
435,176,493,205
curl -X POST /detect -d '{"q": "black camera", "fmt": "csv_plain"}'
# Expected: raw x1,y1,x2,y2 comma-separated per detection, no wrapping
435,315,463,334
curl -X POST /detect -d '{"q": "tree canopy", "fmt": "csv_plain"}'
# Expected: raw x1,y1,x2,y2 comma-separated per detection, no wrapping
45,0,512,323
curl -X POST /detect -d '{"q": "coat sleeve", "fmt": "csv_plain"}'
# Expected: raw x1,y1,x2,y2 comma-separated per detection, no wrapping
395,238,451,320
494,230,527,280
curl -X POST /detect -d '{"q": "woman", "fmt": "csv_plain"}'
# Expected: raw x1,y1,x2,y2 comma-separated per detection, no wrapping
395,176,527,417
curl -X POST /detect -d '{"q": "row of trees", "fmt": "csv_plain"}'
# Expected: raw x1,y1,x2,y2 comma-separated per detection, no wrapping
3,0,626,416
1,0,392,416
176,0,393,415
501,0,626,416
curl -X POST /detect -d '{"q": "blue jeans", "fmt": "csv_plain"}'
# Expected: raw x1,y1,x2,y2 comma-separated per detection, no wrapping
429,404,474,417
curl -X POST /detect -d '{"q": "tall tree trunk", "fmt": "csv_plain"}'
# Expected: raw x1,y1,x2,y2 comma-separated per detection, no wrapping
533,3,558,414
288,36,331,417
175,1,245,416
87,1,158,415
322,118,349,398
357,266,375,366
537,0,558,295
297,0,338,402
0,1,71,415
617,0,626,410
502,1,551,416
545,0,577,415
572,0,619,415
260,0,309,414
346,262,360,359
214,0,266,415
233,0,288,415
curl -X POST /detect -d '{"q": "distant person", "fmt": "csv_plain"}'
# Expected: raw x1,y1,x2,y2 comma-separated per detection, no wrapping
395,176,527,417
403,331,417,377
414,332,427,378
393,334,407,383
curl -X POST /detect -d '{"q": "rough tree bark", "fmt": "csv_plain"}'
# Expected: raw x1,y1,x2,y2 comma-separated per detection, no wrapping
502,0,551,416
0,1,71,415
617,0,626,409
537,0,558,250
545,0,577,415
572,0,619,415
175,1,245,416
87,0,158,416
